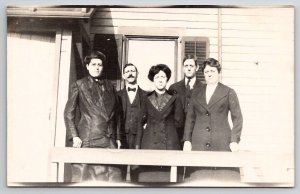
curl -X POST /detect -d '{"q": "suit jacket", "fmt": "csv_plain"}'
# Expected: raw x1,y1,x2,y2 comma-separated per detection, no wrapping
117,86,148,134
169,78,203,112
64,76,121,148
136,91,184,150
168,78,203,143
183,83,243,151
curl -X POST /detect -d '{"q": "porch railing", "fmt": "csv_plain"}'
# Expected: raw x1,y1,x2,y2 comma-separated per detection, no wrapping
50,147,293,185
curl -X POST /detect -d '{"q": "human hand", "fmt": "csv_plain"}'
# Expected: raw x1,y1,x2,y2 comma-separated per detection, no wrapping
229,142,239,152
116,140,121,149
143,123,147,129
72,137,82,148
183,141,192,151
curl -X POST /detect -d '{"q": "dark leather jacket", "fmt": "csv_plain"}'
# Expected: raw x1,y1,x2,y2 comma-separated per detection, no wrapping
64,76,121,148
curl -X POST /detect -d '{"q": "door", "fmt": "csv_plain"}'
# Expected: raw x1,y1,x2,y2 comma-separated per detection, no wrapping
7,31,56,182
125,36,178,91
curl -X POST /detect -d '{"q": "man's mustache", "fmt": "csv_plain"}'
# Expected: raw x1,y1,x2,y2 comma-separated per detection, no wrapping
127,74,135,78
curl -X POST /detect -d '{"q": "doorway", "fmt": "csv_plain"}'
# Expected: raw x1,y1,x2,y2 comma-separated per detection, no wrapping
125,36,178,92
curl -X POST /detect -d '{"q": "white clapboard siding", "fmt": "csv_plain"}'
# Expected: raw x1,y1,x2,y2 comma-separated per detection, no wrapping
91,8,218,40
221,8,294,153
94,10,219,22
92,18,219,29
98,8,219,15
90,7,294,154
221,8,293,16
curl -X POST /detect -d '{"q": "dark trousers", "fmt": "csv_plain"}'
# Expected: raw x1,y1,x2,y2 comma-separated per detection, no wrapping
71,163,122,182
124,132,139,182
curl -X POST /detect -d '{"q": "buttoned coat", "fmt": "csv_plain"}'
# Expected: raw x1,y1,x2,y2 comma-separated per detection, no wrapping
136,91,184,150
183,83,243,151
64,76,121,148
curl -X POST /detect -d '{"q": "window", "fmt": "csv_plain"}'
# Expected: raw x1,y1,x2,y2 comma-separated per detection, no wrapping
182,37,209,82
93,34,123,89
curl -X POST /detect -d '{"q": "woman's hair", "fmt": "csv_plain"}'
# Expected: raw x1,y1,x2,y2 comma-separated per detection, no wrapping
202,58,222,73
84,50,106,66
148,64,172,81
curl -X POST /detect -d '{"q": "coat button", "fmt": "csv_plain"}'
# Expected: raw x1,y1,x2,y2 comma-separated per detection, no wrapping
205,111,210,116
206,127,211,132
206,142,211,147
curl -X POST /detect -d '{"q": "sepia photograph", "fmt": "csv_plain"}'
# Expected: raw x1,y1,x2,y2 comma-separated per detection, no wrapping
6,5,294,187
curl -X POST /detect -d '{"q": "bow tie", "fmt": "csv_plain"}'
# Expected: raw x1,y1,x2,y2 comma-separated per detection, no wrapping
93,78,104,85
128,87,136,92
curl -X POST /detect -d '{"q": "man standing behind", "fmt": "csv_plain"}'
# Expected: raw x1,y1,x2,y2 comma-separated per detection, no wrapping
117,63,147,182
169,55,203,145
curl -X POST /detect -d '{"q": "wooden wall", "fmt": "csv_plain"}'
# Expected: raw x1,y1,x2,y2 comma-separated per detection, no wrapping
90,7,294,153
220,8,294,152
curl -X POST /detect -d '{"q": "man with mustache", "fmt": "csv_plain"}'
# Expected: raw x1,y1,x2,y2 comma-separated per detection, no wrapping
117,63,147,182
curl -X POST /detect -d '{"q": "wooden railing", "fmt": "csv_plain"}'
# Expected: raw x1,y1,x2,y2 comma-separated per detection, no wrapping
50,147,294,185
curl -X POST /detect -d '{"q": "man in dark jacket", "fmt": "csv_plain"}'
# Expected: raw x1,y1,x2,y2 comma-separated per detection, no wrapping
169,55,203,145
64,50,122,182
117,63,147,182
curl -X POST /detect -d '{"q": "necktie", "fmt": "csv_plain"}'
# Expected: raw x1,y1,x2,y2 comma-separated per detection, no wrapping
128,87,136,92
186,78,191,93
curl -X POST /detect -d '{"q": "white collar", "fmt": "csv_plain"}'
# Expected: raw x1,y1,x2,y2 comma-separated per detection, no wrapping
207,82,218,89
185,76,197,88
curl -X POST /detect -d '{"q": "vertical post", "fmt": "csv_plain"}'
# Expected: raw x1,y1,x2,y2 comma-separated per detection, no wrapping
170,166,177,182
55,29,73,182
58,162,65,182
218,8,223,82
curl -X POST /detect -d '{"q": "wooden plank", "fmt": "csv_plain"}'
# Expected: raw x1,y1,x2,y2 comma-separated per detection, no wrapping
222,14,293,24
222,45,293,54
221,8,293,16
106,8,219,15
222,37,293,47
54,29,73,182
90,26,219,38
170,167,177,182
50,148,293,169
222,30,293,40
93,10,219,22
222,22,293,32
91,18,219,29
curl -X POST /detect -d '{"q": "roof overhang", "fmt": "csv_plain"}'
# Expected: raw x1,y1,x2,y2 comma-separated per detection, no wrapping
7,6,95,19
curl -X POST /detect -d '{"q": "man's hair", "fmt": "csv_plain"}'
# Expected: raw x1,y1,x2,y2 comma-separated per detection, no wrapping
183,54,198,65
123,63,138,73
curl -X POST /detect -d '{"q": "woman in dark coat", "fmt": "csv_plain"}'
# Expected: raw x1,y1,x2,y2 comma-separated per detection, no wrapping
64,51,122,182
183,58,243,182
136,64,184,182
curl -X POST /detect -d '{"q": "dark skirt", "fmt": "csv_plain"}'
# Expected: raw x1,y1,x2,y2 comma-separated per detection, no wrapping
184,167,240,183
136,166,184,183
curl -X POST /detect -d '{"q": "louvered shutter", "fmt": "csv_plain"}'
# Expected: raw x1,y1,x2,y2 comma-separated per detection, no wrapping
183,38,208,82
